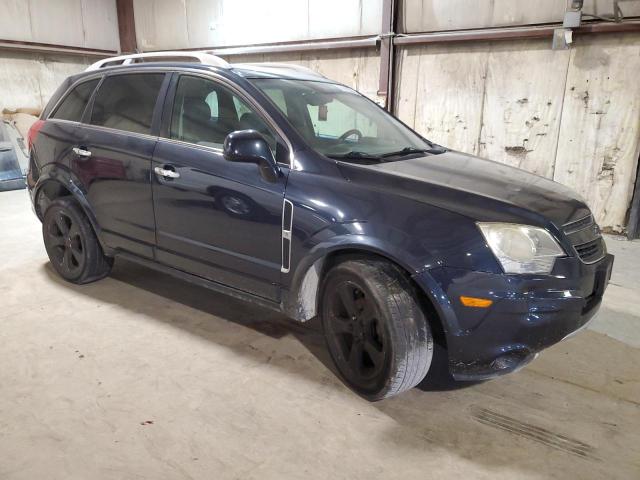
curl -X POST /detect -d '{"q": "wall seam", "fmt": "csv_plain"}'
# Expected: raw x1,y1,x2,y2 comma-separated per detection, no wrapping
550,47,574,181
410,46,421,129
476,47,491,156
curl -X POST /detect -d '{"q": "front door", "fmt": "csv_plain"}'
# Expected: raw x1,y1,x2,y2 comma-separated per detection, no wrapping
151,74,289,301
76,72,167,258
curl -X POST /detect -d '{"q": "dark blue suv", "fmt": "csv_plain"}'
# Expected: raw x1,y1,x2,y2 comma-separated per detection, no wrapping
27,52,614,400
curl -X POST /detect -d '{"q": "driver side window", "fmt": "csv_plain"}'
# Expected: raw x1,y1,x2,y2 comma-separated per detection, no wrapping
169,75,278,152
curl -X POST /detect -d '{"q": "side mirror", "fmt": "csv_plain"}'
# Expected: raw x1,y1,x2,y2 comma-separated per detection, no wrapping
223,130,280,182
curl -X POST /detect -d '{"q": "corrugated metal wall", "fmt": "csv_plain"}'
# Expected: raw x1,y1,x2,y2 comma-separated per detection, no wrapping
0,0,638,230
0,0,118,112
399,0,640,32
132,0,382,51
0,0,119,50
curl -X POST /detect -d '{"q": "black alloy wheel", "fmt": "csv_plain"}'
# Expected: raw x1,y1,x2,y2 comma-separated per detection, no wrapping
44,210,86,278
324,279,389,391
42,197,113,284
321,259,433,400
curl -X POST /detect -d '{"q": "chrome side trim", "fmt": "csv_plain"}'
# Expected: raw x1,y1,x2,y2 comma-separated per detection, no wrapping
281,199,294,273
72,122,160,142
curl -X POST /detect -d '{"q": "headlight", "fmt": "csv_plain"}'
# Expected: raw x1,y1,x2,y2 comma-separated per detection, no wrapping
477,223,565,274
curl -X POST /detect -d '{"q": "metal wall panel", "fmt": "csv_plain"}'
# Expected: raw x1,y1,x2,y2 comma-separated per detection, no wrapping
133,0,382,50
0,0,119,50
0,0,31,42
29,0,85,47
399,0,640,33
80,0,120,51
394,33,640,230
133,0,190,51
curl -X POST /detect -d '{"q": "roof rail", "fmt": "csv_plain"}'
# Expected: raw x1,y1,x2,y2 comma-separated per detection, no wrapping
246,62,324,76
86,51,230,71
230,62,326,79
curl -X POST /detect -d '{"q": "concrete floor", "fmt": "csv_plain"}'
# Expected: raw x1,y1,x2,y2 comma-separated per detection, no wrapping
1,188,639,480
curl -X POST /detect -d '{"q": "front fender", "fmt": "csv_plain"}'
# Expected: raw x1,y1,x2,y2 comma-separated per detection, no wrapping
282,221,440,321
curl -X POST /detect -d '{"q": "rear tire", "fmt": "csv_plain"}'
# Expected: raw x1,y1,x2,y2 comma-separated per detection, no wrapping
42,197,113,284
320,258,433,400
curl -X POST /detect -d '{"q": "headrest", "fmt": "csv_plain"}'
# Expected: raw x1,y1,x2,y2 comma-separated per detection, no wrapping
183,97,211,123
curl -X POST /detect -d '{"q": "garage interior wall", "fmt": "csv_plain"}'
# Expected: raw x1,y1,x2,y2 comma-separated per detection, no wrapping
0,0,119,111
0,0,638,232
396,0,640,232
133,0,640,232
132,0,383,50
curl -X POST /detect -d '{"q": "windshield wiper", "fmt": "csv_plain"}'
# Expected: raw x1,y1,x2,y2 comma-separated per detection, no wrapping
380,147,432,158
326,151,382,162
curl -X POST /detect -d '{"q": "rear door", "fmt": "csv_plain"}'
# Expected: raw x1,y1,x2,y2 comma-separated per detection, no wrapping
75,72,168,258
34,77,101,209
151,73,290,301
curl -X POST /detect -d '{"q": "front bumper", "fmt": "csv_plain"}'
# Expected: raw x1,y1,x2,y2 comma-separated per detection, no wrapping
414,253,614,381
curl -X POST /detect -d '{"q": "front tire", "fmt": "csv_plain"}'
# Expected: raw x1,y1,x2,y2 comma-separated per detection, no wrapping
42,197,113,284
320,258,433,400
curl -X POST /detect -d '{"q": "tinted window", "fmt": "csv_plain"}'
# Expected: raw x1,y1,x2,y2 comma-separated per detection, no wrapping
90,74,164,135
169,75,277,151
50,79,99,122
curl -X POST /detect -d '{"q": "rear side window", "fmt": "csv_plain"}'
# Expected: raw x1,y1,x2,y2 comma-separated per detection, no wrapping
50,79,99,122
90,73,164,135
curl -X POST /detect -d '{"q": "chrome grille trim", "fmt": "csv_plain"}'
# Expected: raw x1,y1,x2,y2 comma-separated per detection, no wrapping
563,214,594,234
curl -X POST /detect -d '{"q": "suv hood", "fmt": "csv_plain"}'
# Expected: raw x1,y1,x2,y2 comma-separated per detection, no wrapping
340,150,590,227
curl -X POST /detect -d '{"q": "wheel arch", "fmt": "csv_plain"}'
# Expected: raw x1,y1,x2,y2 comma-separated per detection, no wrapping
283,244,448,348
33,169,107,253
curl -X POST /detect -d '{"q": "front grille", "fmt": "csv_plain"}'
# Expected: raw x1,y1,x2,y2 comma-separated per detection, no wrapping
562,214,605,264
574,237,605,264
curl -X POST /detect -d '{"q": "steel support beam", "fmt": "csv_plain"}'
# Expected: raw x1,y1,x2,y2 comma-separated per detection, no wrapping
394,20,640,46
0,39,115,57
197,36,378,56
116,0,138,53
377,0,395,110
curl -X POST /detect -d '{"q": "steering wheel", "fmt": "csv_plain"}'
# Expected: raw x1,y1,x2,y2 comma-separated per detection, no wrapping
338,128,363,142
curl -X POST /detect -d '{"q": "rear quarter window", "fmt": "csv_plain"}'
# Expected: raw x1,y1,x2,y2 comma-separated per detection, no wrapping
89,73,165,135
50,79,100,122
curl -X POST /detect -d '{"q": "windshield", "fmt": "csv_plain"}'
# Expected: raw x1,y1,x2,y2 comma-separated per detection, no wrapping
249,78,439,162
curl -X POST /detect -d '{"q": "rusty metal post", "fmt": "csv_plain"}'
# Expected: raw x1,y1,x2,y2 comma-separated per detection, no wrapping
116,0,138,53
377,0,396,111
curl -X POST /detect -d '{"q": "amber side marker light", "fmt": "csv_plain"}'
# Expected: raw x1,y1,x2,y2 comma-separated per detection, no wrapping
460,296,493,308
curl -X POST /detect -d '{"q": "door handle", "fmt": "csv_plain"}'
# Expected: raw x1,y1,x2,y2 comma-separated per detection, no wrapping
154,166,180,179
72,147,92,158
